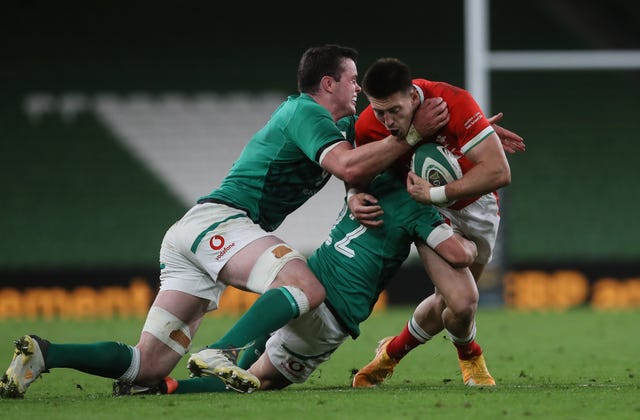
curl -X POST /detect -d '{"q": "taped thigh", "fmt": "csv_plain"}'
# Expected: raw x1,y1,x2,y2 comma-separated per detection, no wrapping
142,306,192,355
246,243,306,293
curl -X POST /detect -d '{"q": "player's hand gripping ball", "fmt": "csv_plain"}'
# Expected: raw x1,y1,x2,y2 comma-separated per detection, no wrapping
411,143,462,207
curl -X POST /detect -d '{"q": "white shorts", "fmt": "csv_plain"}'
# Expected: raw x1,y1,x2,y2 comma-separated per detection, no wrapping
265,303,349,383
438,193,500,265
159,203,270,311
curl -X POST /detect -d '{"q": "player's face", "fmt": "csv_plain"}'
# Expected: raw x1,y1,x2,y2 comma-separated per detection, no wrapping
368,90,418,137
332,59,361,120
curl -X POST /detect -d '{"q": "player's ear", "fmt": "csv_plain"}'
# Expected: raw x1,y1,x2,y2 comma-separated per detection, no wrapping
320,75,334,93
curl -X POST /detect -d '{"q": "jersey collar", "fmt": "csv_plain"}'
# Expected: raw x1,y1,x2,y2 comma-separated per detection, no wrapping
413,83,425,104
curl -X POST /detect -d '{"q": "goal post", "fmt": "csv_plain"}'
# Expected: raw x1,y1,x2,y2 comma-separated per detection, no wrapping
463,0,640,301
464,0,640,113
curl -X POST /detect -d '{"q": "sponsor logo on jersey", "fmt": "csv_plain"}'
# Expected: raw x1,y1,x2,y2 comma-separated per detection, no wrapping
463,111,482,129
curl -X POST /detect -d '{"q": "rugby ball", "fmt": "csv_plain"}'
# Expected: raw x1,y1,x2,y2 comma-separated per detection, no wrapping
411,143,462,207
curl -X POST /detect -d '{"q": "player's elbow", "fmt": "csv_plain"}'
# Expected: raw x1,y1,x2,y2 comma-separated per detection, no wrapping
499,165,511,187
333,163,372,189
491,163,511,189
342,169,371,188
322,150,372,188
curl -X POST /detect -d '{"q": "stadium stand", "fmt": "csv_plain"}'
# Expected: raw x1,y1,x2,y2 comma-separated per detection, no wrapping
94,92,285,205
2,1,639,308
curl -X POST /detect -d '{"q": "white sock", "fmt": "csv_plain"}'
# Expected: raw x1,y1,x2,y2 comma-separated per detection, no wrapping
447,322,477,345
118,346,140,382
408,316,434,343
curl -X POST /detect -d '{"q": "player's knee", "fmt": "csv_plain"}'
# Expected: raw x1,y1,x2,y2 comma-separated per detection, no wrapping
432,293,447,313
287,269,326,309
302,280,325,309
448,290,478,320
249,353,292,391
259,377,291,390
142,306,192,355
251,363,291,390
266,254,326,309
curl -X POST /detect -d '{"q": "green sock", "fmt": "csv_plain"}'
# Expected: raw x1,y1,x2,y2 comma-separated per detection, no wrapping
45,341,133,379
173,376,230,394
209,287,298,350
237,333,269,369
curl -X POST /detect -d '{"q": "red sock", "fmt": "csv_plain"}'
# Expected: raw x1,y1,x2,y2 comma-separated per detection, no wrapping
454,339,482,360
386,324,422,360
163,377,178,394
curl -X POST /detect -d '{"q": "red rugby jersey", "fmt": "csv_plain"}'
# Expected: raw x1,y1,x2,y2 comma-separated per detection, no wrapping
355,78,497,210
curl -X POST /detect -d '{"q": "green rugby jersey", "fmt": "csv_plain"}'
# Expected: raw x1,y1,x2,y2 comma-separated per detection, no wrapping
307,171,447,338
200,93,356,232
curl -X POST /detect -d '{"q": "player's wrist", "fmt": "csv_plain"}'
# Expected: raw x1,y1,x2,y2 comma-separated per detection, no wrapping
429,186,448,204
347,188,359,201
405,124,422,146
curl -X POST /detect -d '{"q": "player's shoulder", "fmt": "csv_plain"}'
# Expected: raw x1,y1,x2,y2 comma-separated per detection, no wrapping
413,78,472,100
284,93,331,115
431,82,484,128
436,82,472,101
337,115,357,142
277,93,336,132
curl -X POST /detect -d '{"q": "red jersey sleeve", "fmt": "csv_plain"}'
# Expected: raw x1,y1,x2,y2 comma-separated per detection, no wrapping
418,80,496,210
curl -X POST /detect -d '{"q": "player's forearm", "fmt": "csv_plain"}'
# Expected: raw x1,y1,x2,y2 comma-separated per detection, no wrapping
444,134,511,201
444,162,511,201
338,135,412,188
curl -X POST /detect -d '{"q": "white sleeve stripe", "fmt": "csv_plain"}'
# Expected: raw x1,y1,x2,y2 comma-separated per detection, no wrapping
318,140,349,165
460,126,495,154
425,223,454,249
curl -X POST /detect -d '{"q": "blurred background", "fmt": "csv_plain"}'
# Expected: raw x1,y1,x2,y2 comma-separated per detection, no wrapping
1,0,639,314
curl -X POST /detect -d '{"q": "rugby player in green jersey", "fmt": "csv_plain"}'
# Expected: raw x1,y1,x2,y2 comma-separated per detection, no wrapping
1,45,450,398
246,171,477,390
110,170,477,394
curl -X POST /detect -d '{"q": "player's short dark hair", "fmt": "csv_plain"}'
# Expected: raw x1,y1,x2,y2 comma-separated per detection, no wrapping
297,44,359,94
362,57,413,99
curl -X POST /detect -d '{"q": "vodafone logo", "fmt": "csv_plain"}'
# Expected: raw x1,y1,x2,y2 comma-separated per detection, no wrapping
287,360,304,372
209,235,225,250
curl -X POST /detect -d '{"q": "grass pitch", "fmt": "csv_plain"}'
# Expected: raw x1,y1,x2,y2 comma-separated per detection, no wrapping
1,307,638,419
